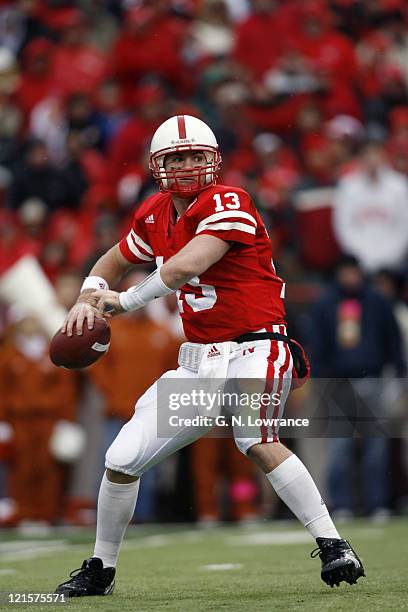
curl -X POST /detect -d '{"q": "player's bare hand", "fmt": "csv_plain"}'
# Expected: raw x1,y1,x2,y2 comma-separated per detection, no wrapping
76,289,98,306
62,302,104,337
92,289,124,316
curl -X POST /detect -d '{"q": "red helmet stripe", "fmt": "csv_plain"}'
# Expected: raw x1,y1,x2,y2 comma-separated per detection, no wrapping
177,115,187,139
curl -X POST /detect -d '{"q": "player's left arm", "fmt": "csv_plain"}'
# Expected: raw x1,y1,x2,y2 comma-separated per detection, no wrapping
93,234,230,313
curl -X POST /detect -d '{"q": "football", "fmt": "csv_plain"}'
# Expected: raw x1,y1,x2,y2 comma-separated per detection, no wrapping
49,317,111,369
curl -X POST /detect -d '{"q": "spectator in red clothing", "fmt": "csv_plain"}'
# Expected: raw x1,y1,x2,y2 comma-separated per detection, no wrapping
291,136,341,271
109,3,189,104
357,31,408,125
15,38,56,119
49,8,107,98
285,2,361,119
387,106,408,174
45,208,92,274
108,83,169,184
0,208,40,274
389,106,408,141
295,101,325,158
292,2,358,86
325,114,364,177
300,134,334,184
66,130,112,192
253,132,300,253
384,5,408,89
232,0,296,83
250,48,324,134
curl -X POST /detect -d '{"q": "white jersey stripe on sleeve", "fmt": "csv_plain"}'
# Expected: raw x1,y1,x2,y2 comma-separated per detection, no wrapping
196,211,257,233
126,234,154,261
130,229,154,255
196,221,256,235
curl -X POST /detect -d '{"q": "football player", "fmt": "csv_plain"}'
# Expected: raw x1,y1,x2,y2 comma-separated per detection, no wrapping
55,115,365,597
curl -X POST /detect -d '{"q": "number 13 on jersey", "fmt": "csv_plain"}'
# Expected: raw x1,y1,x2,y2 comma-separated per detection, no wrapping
213,192,240,211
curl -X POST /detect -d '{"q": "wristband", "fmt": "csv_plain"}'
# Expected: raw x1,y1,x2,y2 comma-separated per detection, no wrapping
119,268,173,311
80,276,109,292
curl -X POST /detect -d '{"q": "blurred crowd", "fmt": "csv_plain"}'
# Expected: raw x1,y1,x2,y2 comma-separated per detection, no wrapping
1,0,408,528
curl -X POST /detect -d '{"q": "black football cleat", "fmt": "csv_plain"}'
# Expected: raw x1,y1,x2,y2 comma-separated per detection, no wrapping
311,538,365,587
55,557,115,597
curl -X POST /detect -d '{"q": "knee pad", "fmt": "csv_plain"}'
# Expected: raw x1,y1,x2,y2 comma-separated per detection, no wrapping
105,419,149,476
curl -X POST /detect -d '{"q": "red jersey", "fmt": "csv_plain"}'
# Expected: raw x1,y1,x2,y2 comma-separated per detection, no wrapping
119,184,286,343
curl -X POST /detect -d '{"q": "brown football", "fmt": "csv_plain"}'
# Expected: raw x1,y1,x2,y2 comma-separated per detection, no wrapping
49,318,111,369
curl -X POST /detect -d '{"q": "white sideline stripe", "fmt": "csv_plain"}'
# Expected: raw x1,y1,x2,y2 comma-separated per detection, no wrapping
0,540,68,561
128,535,172,548
130,229,153,254
126,234,154,261
196,211,257,232
0,569,16,575
226,531,312,546
0,526,384,561
226,528,385,547
0,540,63,551
200,564,243,571
196,222,256,235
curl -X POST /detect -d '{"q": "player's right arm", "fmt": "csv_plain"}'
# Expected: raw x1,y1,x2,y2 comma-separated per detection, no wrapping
62,244,134,336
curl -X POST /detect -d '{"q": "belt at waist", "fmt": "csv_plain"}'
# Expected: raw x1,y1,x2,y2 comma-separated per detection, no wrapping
233,332,288,343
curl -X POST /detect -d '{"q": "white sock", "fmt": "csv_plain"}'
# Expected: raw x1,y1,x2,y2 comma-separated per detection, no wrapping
93,472,140,567
266,455,340,540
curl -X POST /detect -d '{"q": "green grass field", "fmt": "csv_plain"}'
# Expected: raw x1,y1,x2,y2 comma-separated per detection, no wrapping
0,519,407,611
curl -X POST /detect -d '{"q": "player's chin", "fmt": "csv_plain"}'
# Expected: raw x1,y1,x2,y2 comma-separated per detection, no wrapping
170,181,205,196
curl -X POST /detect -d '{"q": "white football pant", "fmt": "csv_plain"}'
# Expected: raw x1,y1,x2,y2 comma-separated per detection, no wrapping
105,326,293,476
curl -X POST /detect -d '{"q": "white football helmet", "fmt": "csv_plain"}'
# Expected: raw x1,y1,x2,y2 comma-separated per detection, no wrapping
149,115,221,196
